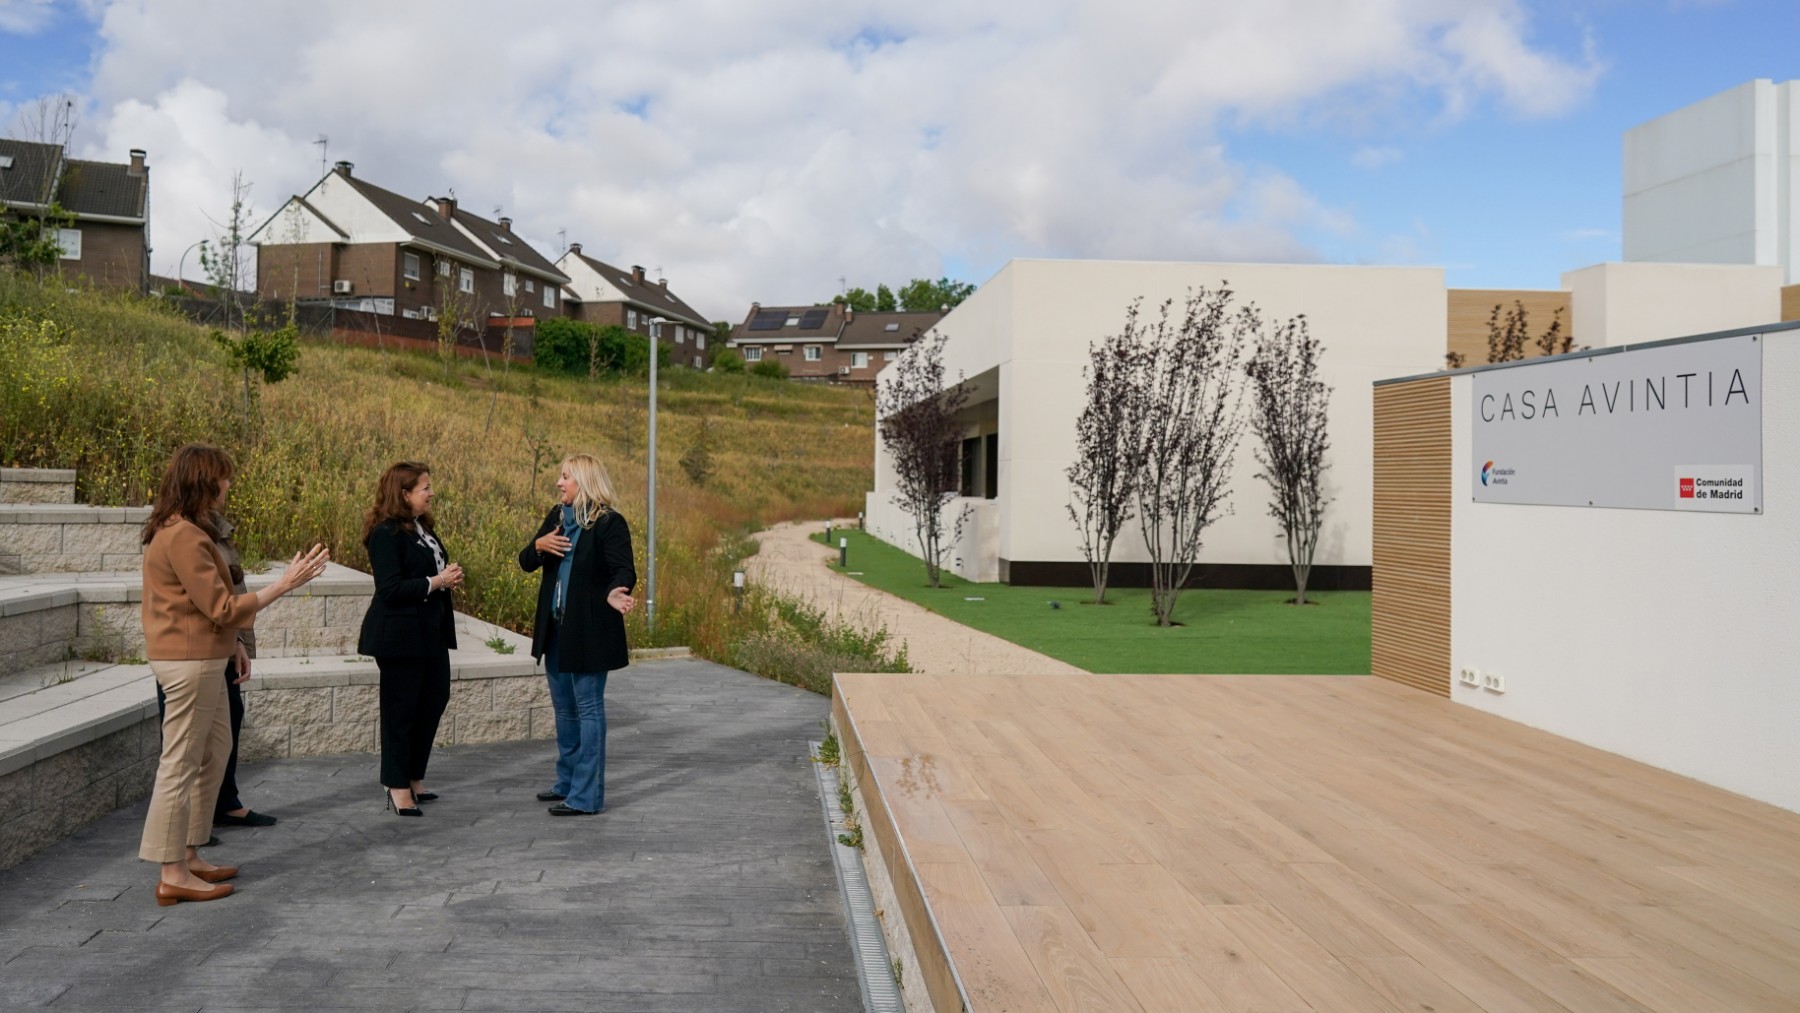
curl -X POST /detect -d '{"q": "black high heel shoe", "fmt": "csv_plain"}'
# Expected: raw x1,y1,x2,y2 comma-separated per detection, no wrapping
384,790,422,817
413,789,438,802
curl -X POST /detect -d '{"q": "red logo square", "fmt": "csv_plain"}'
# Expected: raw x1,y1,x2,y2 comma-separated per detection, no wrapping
1679,478,1695,499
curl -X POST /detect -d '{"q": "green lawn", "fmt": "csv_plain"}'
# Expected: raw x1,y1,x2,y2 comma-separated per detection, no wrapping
813,528,1370,675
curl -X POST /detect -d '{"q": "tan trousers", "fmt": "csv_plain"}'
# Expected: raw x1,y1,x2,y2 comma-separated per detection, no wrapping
139,658,231,863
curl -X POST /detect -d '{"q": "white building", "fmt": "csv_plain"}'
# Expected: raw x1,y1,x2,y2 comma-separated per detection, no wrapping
866,259,1447,588
1623,78,1800,284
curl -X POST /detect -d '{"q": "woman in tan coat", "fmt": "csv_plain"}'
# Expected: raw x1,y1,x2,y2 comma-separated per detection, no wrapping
138,444,329,906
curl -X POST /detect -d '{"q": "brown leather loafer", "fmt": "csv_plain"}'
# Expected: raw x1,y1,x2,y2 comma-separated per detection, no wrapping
155,881,234,906
192,865,238,883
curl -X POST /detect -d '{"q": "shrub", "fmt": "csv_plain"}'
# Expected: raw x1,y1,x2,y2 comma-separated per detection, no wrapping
712,348,745,374
750,358,789,380
534,318,672,377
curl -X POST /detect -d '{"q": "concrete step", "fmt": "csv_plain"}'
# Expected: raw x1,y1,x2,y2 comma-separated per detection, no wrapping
0,468,76,506
0,504,151,575
0,563,375,675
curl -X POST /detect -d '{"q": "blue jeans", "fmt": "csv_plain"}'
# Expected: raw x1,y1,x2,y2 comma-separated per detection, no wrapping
544,636,608,813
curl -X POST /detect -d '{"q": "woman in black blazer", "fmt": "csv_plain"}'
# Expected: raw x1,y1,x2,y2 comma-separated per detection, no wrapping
518,453,636,816
358,462,464,817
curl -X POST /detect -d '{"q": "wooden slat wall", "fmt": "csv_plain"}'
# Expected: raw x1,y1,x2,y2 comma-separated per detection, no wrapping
1447,289,1572,366
1782,283,1800,322
1372,377,1452,696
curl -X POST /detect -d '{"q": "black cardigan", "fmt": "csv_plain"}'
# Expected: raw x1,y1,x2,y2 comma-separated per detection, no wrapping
357,518,457,659
519,505,636,672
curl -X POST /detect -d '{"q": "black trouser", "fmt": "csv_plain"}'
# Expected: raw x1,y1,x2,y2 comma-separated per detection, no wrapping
156,659,245,816
377,653,451,788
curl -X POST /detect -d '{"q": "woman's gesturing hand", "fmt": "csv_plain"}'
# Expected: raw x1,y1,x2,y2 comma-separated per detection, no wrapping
535,532,572,558
607,587,636,615
432,563,465,593
279,544,330,594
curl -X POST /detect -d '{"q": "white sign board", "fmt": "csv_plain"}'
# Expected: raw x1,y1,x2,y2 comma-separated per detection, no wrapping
1470,334,1761,513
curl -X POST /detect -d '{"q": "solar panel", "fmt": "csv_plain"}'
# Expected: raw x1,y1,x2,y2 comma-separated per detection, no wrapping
748,310,787,331
797,309,829,330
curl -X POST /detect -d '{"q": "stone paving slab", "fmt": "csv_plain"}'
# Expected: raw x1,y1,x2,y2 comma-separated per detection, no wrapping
0,658,859,1013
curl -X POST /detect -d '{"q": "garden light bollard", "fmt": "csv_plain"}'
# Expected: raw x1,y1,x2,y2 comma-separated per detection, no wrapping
839,537,848,569
732,569,745,614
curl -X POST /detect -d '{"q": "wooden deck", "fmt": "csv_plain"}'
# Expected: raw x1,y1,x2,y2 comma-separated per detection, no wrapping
832,673,1800,1012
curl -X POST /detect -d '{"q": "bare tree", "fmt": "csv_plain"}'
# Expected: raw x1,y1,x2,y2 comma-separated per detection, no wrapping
1245,313,1332,605
1066,300,1148,605
1128,285,1251,627
13,93,80,148
198,172,255,332
877,330,971,588
433,260,482,380
1533,305,1572,357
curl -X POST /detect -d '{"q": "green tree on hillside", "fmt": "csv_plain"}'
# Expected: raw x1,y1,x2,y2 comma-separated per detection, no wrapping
830,277,974,313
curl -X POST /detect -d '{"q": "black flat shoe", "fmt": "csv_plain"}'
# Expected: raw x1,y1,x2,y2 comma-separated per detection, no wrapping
535,790,566,802
547,802,600,816
214,809,277,827
413,790,438,802
384,792,422,817
197,835,222,848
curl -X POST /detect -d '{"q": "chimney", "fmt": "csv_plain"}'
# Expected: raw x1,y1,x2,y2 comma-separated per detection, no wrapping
437,195,456,221
658,277,668,288
127,149,146,176
631,265,646,285
499,217,512,233
568,242,582,255
845,306,854,322
334,160,353,177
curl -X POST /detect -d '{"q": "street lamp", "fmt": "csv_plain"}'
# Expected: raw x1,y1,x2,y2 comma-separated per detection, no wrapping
175,239,205,292
647,316,667,636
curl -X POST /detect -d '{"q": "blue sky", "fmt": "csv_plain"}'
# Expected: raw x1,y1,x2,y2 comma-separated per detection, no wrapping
1,0,1795,309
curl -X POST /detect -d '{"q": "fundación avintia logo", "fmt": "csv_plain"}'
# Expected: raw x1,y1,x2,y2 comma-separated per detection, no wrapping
1481,460,1494,486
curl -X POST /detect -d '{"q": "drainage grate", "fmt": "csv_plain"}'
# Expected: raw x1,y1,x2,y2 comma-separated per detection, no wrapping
812,741,904,1013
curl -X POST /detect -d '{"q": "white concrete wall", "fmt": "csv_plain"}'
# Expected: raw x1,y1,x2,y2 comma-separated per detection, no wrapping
1623,79,1797,284
1563,262,1783,348
1449,328,1800,813
1003,259,1444,568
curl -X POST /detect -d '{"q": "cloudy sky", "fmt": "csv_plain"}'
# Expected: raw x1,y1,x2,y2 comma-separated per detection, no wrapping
1,0,1792,319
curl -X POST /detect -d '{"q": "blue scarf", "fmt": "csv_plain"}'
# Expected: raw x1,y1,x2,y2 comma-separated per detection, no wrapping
553,505,583,622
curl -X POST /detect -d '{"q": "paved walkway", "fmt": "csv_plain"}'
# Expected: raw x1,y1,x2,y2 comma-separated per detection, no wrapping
0,658,858,1013
748,520,1084,676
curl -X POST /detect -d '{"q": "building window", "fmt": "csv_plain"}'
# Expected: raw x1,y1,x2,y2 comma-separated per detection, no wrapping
745,347,763,362
403,252,421,280
56,229,81,260
804,345,822,362
437,258,451,276
851,352,869,369
503,272,516,296
675,326,685,344
628,309,638,330
785,313,801,326
697,332,706,350
459,267,474,293
694,355,703,369
884,351,897,361
544,286,556,309
525,279,536,293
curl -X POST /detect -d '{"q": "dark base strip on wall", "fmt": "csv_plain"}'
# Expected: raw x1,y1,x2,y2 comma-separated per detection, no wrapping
998,560,1373,592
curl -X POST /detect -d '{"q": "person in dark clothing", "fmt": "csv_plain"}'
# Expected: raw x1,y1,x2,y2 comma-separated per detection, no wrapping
518,454,636,816
358,462,463,817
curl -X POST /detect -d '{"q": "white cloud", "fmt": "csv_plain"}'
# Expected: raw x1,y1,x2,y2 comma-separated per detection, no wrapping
1351,145,1404,169
0,0,56,35
50,0,1600,314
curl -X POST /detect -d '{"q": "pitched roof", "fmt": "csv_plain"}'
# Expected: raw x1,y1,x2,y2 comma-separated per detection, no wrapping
728,303,847,344
339,175,497,266
571,250,710,327
441,203,568,283
837,310,943,349
0,139,64,207
56,158,147,220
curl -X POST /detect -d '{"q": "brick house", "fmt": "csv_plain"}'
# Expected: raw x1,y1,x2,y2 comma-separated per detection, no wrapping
250,162,567,352
556,244,714,368
0,139,150,293
726,302,942,383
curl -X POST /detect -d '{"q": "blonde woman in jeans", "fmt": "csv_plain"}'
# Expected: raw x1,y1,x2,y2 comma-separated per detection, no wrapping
138,444,329,906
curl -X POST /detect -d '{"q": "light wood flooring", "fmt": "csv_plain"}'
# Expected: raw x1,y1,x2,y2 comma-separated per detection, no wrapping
832,673,1800,1012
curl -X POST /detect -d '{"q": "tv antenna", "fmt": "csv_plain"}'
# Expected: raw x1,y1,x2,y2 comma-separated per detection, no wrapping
557,228,567,253
313,135,328,177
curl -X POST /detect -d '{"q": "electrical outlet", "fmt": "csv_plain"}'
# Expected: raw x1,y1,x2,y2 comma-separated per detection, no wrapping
1459,667,1480,687
1482,672,1506,694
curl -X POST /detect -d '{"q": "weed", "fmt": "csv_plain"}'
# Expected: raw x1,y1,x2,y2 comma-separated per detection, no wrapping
484,634,516,654
816,728,841,767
